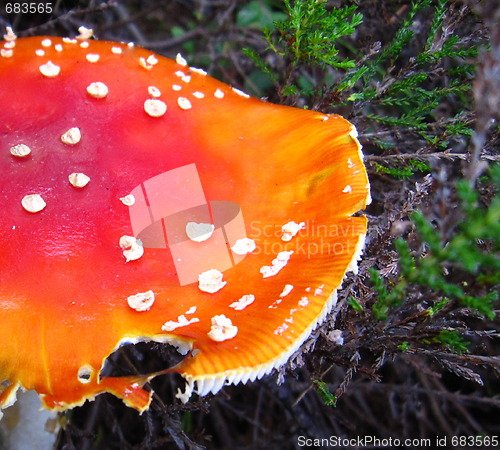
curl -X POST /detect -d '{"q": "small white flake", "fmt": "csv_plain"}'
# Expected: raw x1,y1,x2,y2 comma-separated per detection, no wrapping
181,75,191,83
176,53,188,66
327,330,344,346
231,238,256,255
186,306,197,315
127,290,155,312
62,37,77,44
214,88,224,99
3,27,17,42
281,221,305,242
260,251,294,278
298,297,309,307
55,44,63,52
175,70,186,78
79,41,90,49
232,87,250,98
146,54,158,66
77,26,94,40
280,284,294,297
68,172,90,188
86,53,100,63
162,315,200,331
274,324,288,336
314,285,324,296
41,38,52,47
61,127,81,145
207,315,238,342
192,91,205,99
268,298,283,309
347,158,355,168
39,61,60,77
119,235,144,262
178,97,192,110
1,49,13,58
148,86,161,98
230,294,255,311
144,99,167,117
35,49,45,56
140,55,159,70
111,46,122,54
87,81,108,98
268,298,282,309
190,67,207,76
139,57,154,70
186,222,214,242
9,144,31,157
198,269,226,293
120,195,136,206
342,185,352,193
22,194,46,213
172,84,182,91
3,41,15,49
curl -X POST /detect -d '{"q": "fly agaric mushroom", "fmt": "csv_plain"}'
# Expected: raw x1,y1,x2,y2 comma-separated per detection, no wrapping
0,30,370,415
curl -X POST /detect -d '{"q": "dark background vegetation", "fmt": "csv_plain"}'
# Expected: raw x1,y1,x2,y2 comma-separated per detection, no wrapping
1,1,498,448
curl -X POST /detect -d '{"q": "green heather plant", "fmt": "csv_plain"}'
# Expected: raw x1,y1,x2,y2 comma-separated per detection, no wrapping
371,163,498,328
244,0,484,176
238,0,497,406
313,165,499,404
243,0,362,97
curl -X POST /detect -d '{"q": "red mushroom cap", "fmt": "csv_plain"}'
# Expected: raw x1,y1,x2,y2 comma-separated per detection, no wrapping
0,32,370,413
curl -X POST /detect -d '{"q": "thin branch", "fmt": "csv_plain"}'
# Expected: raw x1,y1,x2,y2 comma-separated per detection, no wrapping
366,152,500,162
